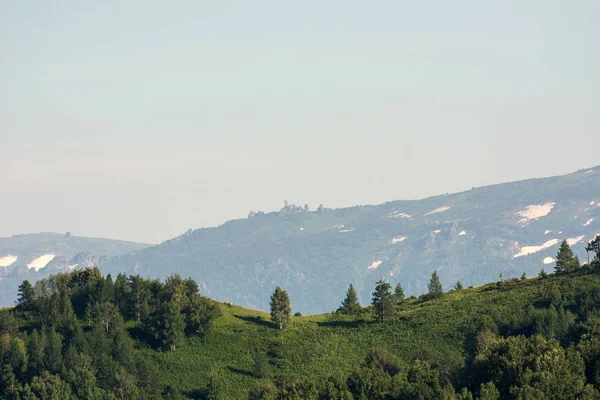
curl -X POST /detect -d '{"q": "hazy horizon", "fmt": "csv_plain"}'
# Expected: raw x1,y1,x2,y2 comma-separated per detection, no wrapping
2,2,599,243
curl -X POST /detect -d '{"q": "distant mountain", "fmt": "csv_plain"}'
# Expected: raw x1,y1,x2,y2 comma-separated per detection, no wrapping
0,233,150,306
93,166,600,314
2,167,599,313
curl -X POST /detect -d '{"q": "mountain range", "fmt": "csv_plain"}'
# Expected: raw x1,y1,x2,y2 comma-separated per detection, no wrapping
1,166,599,313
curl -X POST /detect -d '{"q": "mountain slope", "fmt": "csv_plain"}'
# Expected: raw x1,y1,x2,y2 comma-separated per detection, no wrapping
0,233,150,306
100,166,600,313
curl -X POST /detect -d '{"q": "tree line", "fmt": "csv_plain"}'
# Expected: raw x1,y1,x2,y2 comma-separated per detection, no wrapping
0,268,221,399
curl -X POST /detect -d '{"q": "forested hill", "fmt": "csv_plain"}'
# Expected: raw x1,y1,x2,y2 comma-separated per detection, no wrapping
1,243,600,399
100,165,600,313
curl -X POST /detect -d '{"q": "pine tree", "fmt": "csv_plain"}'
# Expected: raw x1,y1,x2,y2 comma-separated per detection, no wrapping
555,240,578,273
428,271,443,298
372,279,393,322
454,281,464,291
270,287,291,329
338,284,361,314
16,280,35,314
393,283,405,303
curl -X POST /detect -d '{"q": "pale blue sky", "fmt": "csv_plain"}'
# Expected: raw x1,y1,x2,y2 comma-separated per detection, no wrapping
1,1,599,243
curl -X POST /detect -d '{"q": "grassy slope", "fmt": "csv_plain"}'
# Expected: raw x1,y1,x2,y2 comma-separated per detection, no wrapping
147,269,595,398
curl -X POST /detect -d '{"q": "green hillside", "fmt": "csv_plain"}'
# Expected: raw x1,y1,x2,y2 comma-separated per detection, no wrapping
2,240,600,399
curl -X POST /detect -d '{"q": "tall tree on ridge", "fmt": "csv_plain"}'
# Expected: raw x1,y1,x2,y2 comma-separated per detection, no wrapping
555,240,578,273
270,286,291,330
428,271,443,298
338,284,361,314
372,279,393,322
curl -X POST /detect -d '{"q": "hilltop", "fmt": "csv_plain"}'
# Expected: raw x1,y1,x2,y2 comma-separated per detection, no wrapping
1,255,600,399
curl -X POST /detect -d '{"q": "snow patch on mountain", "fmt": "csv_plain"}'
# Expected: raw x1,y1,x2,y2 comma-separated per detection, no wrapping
368,260,383,270
567,235,585,246
0,255,18,267
27,254,55,271
583,218,594,227
513,239,559,258
424,206,450,216
459,231,467,236
544,230,551,235
391,236,407,244
391,212,411,219
516,202,555,224
543,257,555,264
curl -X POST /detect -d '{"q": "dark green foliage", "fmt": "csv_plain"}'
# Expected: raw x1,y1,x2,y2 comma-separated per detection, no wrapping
393,283,405,303
5,265,600,398
428,270,443,298
16,280,35,315
555,239,579,273
253,350,269,379
0,268,222,399
372,279,393,322
588,235,600,263
270,287,291,329
521,272,527,280
539,269,548,278
338,284,361,314
454,281,464,291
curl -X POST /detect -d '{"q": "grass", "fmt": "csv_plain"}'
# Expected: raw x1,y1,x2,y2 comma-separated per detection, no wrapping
142,269,598,399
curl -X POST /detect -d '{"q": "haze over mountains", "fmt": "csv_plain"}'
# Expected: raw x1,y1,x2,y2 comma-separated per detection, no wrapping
2,166,599,312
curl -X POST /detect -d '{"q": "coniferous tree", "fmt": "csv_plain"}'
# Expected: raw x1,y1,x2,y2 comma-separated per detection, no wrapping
27,328,45,376
16,280,35,314
44,327,63,374
555,240,578,273
128,275,150,322
338,284,361,314
393,283,405,303
428,271,443,298
270,286,291,330
114,273,129,315
454,281,464,291
586,235,600,263
372,279,393,322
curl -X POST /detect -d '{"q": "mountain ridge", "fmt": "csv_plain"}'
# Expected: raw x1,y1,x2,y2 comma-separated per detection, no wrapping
2,165,599,312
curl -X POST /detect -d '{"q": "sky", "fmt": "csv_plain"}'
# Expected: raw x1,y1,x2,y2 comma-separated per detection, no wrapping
1,1,599,244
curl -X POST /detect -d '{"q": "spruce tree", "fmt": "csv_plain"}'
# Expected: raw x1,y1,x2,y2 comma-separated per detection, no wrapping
270,286,291,329
428,271,443,298
454,281,463,291
555,240,577,273
372,279,393,322
338,284,360,314
17,280,35,314
393,283,405,303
